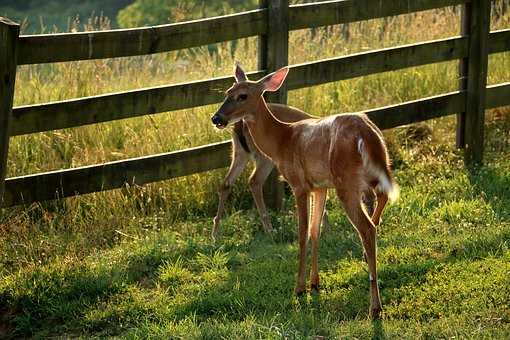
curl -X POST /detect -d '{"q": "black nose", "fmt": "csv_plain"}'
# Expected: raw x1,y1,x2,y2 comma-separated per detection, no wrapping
211,115,222,125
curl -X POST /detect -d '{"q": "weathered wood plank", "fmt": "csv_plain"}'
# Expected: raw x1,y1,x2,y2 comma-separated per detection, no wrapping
11,37,468,136
12,29,506,138
263,0,290,102
367,91,465,129
486,82,510,109
285,36,468,90
11,71,265,136
488,28,510,54
259,0,289,210
3,141,231,207
463,0,491,165
0,18,19,207
4,90,469,207
456,2,471,148
17,9,267,65
16,0,477,66
289,0,468,30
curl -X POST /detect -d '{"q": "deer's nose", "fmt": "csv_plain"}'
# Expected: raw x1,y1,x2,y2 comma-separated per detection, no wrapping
211,114,223,126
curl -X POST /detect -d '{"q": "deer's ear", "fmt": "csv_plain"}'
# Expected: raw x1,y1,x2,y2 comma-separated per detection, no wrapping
260,67,289,92
234,63,248,83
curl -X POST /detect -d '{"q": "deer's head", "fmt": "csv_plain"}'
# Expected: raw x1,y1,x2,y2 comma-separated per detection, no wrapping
211,63,288,129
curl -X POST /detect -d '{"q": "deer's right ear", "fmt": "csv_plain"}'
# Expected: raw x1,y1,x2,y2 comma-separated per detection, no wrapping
234,63,248,83
260,67,289,92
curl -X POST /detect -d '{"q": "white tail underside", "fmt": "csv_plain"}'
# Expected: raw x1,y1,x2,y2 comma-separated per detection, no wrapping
357,138,399,203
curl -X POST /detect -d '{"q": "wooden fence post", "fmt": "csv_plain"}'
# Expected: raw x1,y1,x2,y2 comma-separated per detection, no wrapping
456,3,471,149
0,18,19,207
259,0,289,211
461,0,491,165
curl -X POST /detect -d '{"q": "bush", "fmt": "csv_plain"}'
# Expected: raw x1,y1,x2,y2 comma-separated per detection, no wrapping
117,0,257,28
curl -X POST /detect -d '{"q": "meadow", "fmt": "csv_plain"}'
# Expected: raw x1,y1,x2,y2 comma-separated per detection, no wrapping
0,3,509,338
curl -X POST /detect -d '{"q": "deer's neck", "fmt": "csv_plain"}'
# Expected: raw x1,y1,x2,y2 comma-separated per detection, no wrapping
245,98,290,161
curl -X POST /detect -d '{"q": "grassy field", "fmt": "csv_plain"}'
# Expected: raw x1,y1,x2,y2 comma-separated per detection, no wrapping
1,4,510,339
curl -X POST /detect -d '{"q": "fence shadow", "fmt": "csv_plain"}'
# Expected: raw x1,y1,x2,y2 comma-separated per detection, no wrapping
467,165,510,222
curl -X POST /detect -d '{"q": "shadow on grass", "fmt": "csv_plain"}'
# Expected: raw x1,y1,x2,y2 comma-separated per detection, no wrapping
467,165,510,222
372,319,386,340
0,235,216,337
2,207,508,338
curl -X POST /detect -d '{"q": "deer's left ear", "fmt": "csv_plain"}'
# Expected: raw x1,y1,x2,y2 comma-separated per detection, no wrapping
234,63,248,83
260,67,289,92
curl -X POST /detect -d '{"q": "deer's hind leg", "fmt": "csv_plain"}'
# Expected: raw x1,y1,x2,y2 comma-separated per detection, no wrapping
309,189,327,292
320,193,332,232
212,136,249,240
371,191,388,226
249,153,275,233
336,182,382,319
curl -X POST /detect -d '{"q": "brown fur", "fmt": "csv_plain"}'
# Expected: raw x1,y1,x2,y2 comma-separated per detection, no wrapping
212,104,331,239
212,65,399,319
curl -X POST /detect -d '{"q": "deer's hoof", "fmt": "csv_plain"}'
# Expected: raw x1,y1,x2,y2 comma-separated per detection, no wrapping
262,220,274,233
371,306,382,320
294,286,306,297
311,283,320,293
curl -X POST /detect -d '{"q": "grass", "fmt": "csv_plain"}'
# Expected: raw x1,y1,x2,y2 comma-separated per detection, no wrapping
1,3,510,339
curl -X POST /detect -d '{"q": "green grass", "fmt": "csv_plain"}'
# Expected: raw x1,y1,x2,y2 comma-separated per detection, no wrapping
1,117,509,338
1,4,510,339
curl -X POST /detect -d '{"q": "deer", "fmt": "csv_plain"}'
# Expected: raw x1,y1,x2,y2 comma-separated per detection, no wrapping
211,64,399,319
212,104,331,240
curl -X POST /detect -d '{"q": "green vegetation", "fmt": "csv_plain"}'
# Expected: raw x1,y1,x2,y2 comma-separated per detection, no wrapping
1,4,510,339
0,0,260,33
0,0,132,33
117,0,258,28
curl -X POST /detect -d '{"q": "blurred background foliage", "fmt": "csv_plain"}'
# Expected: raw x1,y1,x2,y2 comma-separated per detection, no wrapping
2,0,508,33
0,0,261,33
117,0,258,28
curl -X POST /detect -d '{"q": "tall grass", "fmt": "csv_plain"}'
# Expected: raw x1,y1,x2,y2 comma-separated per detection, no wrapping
1,4,509,279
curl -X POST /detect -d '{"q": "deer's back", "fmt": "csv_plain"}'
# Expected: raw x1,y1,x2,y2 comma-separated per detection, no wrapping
239,103,315,155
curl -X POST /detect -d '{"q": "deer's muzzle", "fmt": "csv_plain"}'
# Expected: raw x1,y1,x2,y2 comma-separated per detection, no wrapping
211,113,228,129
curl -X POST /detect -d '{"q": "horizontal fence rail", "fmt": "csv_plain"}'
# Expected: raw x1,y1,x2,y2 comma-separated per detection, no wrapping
4,82,510,208
289,0,468,30
11,71,265,136
17,0,470,65
17,10,267,65
3,141,232,207
11,30,508,137
11,37,468,135
488,28,510,54
285,36,468,89
486,82,510,109
2,0,509,208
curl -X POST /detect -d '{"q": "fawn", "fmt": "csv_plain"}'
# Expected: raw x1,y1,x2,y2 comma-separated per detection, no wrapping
211,64,399,318
213,103,330,240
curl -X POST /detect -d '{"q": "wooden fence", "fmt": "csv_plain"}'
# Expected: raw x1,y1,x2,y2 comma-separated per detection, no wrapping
1,0,509,209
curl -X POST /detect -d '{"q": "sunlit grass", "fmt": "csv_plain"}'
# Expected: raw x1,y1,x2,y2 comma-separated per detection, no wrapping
0,4,509,338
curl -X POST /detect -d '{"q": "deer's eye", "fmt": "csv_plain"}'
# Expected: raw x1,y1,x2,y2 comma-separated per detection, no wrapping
237,94,248,102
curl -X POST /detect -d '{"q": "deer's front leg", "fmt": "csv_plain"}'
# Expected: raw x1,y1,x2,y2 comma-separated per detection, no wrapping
294,190,310,296
310,189,327,292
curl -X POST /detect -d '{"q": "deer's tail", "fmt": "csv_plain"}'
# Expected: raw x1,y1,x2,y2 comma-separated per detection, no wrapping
357,136,399,203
